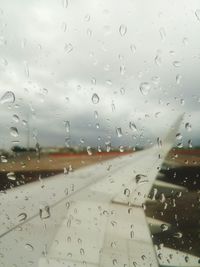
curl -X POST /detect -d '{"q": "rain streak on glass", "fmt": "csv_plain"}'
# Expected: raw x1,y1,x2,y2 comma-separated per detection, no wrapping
91,93,99,104
119,24,127,36
0,91,15,104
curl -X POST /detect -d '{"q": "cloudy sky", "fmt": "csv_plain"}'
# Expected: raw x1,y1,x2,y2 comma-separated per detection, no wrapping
0,0,200,150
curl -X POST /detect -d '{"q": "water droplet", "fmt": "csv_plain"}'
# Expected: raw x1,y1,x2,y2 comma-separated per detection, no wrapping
182,37,189,46
18,212,27,222
61,22,67,32
161,224,168,232
185,256,189,263
180,99,185,105
113,259,117,265
139,82,151,96
119,145,124,152
155,55,162,66
152,76,160,85
177,142,183,148
130,44,136,53
84,14,90,22
120,87,125,95
65,137,70,147
130,230,134,239
120,65,126,75
116,127,122,137
92,93,99,104
135,174,147,184
10,127,18,137
124,188,130,197
176,74,182,84
105,141,111,152
195,9,200,22
157,137,162,148
63,0,68,8
94,110,98,119
185,122,192,132
13,114,19,123
7,172,16,181
39,203,51,219
24,61,29,77
173,232,183,239
0,91,15,104
173,61,181,68
64,43,73,53
25,243,34,252
119,24,127,36
1,155,7,163
87,146,92,155
159,27,166,41
64,120,70,133
129,122,137,132
80,248,85,255
176,133,182,140
188,139,192,148
87,28,92,37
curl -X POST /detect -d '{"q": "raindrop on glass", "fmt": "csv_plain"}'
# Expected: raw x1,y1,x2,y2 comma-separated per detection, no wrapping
173,61,181,68
13,114,19,123
63,0,68,8
176,74,182,84
64,120,70,133
129,122,137,132
94,110,98,119
195,9,200,22
188,139,192,148
185,122,192,132
18,212,27,222
0,91,15,104
7,172,16,181
64,43,73,53
155,55,162,66
39,203,51,219
25,243,34,252
130,44,136,53
116,127,122,137
159,27,166,41
173,232,183,239
24,61,29,77
139,82,151,96
176,133,182,140
157,137,162,148
87,146,92,155
119,145,124,152
84,14,90,22
10,127,18,137
92,93,99,104
161,224,168,232
119,24,127,36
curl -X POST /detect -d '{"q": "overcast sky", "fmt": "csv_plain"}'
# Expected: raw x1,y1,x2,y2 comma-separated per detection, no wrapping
0,0,200,150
